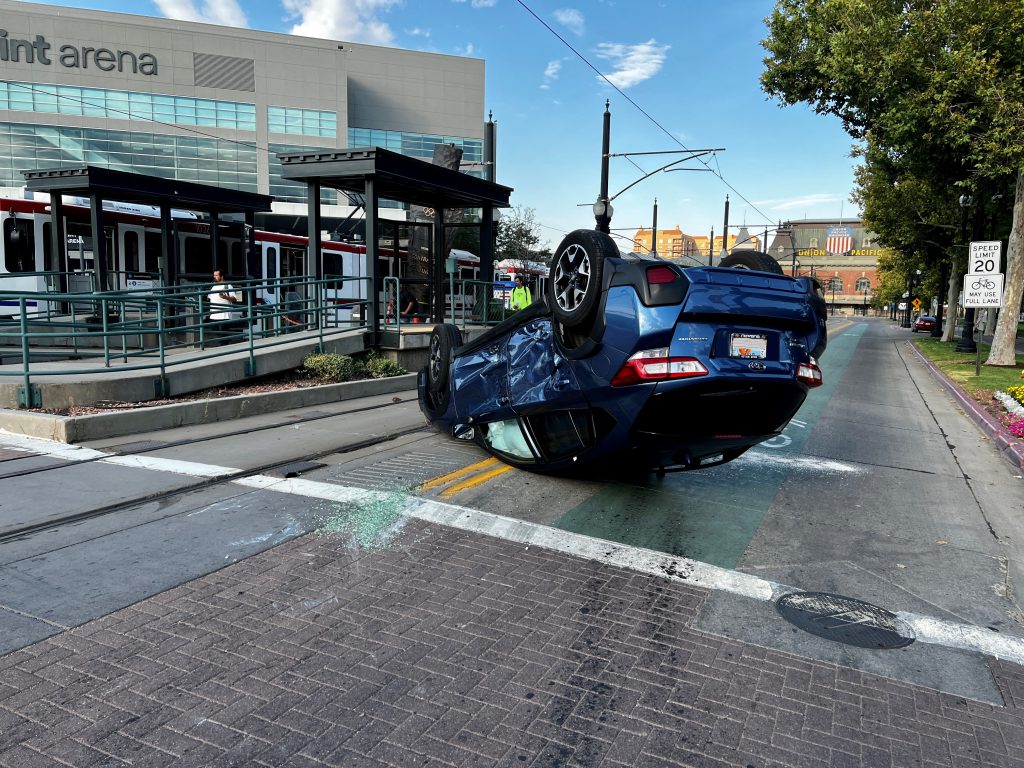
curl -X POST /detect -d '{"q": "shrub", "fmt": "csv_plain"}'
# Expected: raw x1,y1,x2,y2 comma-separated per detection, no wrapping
365,353,407,379
302,353,355,382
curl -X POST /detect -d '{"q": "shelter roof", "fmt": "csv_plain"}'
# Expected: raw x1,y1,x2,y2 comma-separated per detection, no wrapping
23,166,273,214
278,147,512,209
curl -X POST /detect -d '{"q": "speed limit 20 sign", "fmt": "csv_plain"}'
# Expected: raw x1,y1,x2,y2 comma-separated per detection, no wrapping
969,241,1002,275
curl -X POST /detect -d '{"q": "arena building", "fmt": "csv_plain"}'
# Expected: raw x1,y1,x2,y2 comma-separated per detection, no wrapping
0,0,488,233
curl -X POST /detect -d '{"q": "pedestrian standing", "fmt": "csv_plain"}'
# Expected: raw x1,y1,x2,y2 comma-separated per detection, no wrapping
510,276,532,311
209,269,241,320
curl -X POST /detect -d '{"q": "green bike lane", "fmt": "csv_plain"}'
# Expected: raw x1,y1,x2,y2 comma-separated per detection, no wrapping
549,322,867,568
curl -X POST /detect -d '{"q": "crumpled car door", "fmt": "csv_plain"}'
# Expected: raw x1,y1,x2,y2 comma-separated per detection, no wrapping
507,318,587,413
453,338,510,422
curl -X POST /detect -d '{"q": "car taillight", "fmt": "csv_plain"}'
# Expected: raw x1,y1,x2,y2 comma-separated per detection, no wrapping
646,265,678,285
612,348,708,386
796,360,823,387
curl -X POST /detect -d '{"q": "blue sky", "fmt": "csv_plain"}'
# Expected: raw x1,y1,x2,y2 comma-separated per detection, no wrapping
21,0,859,250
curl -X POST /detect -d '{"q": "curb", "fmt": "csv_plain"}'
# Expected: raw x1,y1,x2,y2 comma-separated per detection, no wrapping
908,343,1024,471
0,373,418,444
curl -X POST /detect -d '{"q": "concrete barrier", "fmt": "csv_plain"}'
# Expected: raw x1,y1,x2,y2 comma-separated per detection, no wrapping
0,373,417,444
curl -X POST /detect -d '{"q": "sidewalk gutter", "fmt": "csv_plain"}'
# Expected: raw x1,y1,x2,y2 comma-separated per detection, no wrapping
909,343,1024,471
0,373,417,444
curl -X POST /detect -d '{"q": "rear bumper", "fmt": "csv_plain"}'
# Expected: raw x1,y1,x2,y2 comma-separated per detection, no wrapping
628,377,808,465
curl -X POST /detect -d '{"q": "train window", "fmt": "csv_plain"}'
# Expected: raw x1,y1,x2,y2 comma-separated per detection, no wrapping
184,235,210,275
42,223,52,270
124,231,139,273
146,232,163,264
282,246,304,277
228,241,242,276
3,217,35,273
266,247,277,281
323,250,345,277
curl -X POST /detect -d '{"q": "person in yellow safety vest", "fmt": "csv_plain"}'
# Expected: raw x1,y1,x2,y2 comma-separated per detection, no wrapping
510,276,532,311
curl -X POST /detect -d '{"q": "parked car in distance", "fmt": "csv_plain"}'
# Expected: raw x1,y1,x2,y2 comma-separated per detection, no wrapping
418,229,828,476
913,315,937,333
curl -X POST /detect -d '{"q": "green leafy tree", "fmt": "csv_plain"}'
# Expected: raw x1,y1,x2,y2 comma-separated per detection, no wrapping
762,0,1024,364
495,204,542,269
851,140,968,339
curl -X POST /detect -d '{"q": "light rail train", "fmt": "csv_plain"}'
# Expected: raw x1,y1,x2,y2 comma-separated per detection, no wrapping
0,194,546,319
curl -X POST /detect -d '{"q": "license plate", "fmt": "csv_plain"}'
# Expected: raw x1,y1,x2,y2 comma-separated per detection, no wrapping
730,333,767,359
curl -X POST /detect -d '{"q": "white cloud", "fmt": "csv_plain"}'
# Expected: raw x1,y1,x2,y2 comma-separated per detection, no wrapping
540,58,562,89
455,42,476,56
553,8,584,36
452,0,497,6
755,193,845,211
595,39,669,89
406,27,431,38
283,0,400,45
154,0,248,26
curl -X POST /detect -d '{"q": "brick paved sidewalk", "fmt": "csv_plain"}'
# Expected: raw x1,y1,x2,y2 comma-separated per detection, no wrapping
2,520,1023,767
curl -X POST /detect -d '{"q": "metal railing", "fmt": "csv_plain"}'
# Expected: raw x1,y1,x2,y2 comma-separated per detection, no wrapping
0,274,371,404
0,272,523,406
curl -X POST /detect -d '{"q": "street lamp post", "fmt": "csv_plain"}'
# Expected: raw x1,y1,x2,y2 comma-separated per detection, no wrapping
830,281,836,315
955,194,977,352
862,284,869,316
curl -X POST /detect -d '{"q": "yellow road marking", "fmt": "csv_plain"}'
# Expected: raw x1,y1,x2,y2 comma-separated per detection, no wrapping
439,464,514,498
418,457,499,491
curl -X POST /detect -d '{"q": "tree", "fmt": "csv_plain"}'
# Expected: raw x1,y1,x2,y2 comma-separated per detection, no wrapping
495,205,542,267
762,0,1024,364
851,139,969,340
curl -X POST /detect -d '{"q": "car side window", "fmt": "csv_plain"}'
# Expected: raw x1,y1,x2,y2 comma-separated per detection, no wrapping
525,410,595,461
481,419,536,461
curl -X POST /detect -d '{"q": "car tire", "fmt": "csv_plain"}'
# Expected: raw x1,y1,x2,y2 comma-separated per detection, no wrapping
548,229,614,332
424,323,461,416
720,251,784,274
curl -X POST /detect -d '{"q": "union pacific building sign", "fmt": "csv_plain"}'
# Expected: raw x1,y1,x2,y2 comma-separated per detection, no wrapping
0,30,158,75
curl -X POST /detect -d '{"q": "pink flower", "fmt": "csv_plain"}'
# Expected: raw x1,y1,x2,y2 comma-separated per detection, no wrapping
1008,416,1024,439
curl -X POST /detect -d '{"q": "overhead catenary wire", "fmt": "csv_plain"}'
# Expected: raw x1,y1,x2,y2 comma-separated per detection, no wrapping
512,0,778,228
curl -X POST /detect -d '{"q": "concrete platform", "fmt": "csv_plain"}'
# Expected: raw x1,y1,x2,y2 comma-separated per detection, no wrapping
0,373,418,443
0,322,493,440
0,328,370,410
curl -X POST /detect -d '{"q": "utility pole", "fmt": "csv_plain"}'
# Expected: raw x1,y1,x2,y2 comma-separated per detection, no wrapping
594,100,612,234
651,198,658,258
708,227,714,266
721,195,730,258
483,110,496,183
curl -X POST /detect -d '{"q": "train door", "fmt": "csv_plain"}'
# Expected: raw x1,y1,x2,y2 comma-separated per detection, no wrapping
260,241,279,303
0,212,45,315
118,224,153,290
33,215,55,295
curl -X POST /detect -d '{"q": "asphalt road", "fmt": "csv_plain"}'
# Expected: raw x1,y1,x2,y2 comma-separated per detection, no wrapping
1,316,1022,706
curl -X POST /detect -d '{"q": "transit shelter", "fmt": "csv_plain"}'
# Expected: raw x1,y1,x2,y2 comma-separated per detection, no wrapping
279,146,512,337
22,165,273,291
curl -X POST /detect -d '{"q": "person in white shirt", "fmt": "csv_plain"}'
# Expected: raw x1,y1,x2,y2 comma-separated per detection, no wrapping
209,269,241,321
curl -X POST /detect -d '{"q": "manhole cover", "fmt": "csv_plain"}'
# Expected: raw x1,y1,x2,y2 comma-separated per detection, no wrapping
775,591,915,650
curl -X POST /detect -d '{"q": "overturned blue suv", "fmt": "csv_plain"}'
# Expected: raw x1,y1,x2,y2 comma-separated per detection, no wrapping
419,229,827,475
